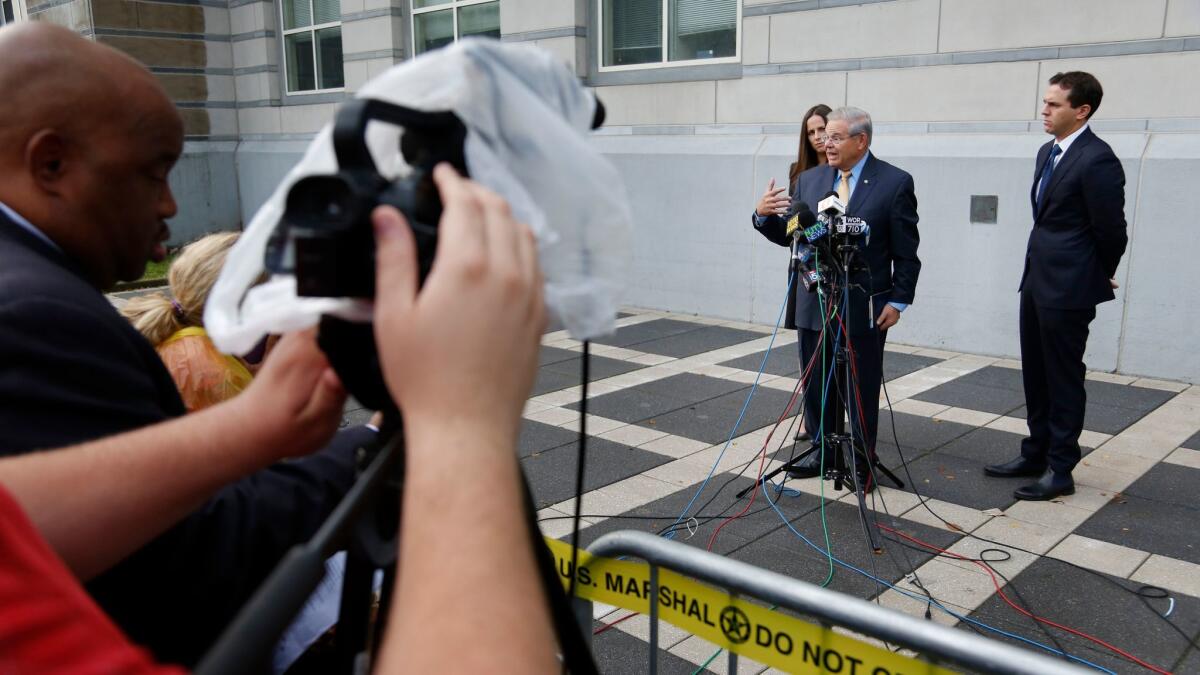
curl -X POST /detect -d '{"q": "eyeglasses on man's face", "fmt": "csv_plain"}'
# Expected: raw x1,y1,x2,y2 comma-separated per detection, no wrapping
821,132,863,146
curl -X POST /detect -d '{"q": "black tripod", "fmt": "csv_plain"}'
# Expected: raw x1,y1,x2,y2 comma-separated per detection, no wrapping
737,242,904,553
194,411,598,675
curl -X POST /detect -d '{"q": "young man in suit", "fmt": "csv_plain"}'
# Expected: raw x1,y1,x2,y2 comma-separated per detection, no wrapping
0,23,374,665
754,107,921,491
985,72,1128,501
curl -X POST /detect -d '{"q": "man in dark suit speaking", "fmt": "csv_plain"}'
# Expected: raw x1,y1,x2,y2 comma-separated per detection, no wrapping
986,72,1128,501
753,107,921,490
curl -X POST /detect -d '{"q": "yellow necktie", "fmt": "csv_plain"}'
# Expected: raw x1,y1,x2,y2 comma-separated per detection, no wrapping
838,170,851,203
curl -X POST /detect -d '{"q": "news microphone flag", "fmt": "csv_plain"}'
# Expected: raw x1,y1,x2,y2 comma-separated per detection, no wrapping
786,202,817,238
786,213,800,237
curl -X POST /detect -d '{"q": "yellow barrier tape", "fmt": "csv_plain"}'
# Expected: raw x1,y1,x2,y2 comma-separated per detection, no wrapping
548,538,956,675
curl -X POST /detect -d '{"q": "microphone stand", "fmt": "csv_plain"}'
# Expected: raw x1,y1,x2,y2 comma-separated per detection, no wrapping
826,242,905,554
738,232,904,554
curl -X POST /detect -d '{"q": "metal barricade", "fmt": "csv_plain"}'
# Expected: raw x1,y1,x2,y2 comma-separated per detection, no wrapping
577,530,1091,675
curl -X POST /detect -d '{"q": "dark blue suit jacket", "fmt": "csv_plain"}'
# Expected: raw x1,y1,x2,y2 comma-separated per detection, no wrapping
0,211,371,666
1020,127,1127,309
755,153,921,335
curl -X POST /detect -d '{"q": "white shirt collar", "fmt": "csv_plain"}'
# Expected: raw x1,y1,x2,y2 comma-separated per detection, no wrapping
0,200,61,253
1053,122,1089,162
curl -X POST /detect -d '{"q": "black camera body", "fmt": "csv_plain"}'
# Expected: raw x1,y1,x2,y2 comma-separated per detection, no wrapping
265,99,467,410
270,98,468,299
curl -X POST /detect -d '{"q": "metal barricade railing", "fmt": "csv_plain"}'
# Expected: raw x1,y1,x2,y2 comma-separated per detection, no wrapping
577,530,1092,675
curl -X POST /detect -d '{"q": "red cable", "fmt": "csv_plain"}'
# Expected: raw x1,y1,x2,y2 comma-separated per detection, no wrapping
878,524,1172,675
837,316,872,444
607,309,1166,670
844,316,1166,673
597,296,836,634
594,316,824,636
814,315,875,492
705,360,804,551
705,303,834,553
593,610,638,635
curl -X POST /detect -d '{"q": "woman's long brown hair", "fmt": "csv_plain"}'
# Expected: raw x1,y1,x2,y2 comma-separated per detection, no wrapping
788,103,832,194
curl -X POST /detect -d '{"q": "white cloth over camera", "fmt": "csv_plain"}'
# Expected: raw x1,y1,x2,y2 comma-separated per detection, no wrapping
206,38,632,354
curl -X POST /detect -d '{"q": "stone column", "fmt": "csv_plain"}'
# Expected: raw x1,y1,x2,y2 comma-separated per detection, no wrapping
501,0,587,77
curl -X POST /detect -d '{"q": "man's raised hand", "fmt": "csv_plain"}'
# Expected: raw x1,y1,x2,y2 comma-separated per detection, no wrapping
756,178,790,217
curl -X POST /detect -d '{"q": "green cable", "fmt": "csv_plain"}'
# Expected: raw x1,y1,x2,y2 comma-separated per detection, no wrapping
815,249,836,589
689,259,841,675
691,646,722,674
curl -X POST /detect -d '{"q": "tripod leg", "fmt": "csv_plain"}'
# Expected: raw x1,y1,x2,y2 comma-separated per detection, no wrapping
335,546,378,672
371,567,397,658
735,442,820,499
842,439,883,554
872,460,906,490
337,421,403,673
846,440,906,490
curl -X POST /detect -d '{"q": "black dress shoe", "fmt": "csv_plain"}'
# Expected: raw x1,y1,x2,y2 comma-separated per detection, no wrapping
1014,469,1075,501
794,429,811,442
784,450,825,479
984,456,1047,478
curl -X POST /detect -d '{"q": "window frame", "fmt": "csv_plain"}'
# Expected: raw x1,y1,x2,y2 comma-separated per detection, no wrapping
596,0,742,73
279,0,346,96
409,0,500,57
0,0,28,26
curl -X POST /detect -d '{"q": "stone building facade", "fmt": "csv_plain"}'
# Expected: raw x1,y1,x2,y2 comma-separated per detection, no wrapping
8,0,1200,381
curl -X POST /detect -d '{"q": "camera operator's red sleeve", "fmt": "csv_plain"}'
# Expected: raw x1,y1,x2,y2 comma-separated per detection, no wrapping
0,485,185,674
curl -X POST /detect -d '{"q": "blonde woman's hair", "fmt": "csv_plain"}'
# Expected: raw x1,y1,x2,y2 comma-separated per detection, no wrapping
121,232,240,346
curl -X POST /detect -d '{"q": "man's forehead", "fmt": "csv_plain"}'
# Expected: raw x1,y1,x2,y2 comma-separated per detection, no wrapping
1044,85,1069,101
826,120,850,133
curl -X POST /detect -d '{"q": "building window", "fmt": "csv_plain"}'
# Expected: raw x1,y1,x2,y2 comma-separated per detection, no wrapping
1,0,26,25
600,0,739,69
411,0,500,56
281,0,345,93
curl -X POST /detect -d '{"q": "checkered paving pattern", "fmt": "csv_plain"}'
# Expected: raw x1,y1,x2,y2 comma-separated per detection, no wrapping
516,309,1200,674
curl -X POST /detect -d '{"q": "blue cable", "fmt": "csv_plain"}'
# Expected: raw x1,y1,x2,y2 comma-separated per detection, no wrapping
760,276,1110,671
663,270,797,539
641,258,1108,671
648,255,1109,671
757,479,1116,674
770,482,802,498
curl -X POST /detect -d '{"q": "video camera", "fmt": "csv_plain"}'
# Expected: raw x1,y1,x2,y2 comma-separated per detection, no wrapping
269,99,468,299
199,42,618,675
259,99,467,410
263,96,607,411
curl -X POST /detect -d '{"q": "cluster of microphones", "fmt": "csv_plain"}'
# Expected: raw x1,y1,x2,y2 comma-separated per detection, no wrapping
784,191,871,293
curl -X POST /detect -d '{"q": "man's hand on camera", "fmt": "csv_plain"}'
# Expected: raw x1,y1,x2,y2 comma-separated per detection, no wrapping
234,329,347,460
756,178,789,217
372,163,545,446
371,165,557,675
